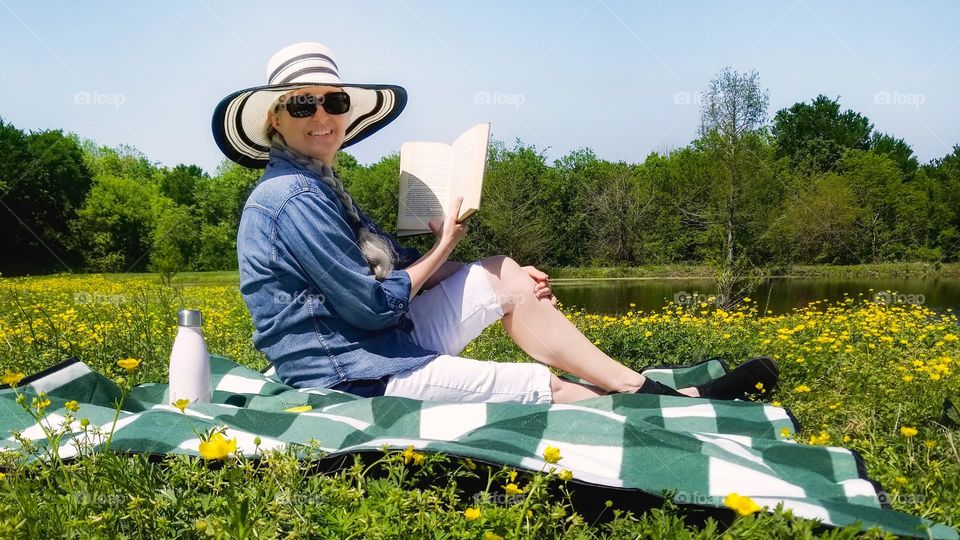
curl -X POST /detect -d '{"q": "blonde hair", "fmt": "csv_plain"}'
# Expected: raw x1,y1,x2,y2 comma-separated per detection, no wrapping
265,106,397,281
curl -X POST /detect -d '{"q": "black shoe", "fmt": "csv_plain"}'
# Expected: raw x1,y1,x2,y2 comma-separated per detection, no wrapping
694,357,779,401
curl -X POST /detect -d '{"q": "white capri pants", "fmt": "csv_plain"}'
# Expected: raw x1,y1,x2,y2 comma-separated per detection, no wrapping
382,261,554,404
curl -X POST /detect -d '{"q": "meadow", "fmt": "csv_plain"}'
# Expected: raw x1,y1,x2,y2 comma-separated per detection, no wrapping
0,274,958,538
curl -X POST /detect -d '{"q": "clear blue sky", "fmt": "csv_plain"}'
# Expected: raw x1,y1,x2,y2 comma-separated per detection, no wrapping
1,0,957,173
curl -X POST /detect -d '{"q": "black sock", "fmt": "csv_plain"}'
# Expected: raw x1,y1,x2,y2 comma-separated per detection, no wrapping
632,378,686,397
695,357,779,400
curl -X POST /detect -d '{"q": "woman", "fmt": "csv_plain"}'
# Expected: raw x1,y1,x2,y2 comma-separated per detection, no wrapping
213,42,778,404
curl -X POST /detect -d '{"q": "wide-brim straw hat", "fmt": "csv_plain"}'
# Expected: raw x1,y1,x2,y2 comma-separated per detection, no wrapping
212,42,407,168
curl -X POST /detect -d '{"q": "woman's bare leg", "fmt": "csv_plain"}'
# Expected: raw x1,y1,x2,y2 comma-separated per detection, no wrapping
479,256,699,397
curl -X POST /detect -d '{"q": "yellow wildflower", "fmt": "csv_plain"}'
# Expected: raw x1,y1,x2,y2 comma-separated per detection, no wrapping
483,533,505,540
900,426,918,438
198,432,237,460
402,445,425,465
923,440,936,449
793,384,811,393
943,334,957,342
504,483,524,495
173,399,190,413
463,507,481,520
543,446,562,464
2,371,25,387
557,469,573,481
723,493,762,516
117,358,141,372
64,400,80,412
32,394,51,412
902,375,914,382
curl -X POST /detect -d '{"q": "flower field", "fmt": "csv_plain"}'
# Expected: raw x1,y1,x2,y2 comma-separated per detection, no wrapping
0,274,958,538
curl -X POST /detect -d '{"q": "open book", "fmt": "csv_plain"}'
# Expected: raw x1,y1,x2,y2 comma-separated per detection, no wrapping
396,123,491,237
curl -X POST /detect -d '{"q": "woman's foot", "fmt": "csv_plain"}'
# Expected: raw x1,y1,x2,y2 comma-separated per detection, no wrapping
693,357,779,400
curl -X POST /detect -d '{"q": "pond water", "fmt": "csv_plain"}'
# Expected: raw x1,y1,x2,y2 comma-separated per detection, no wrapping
550,277,960,315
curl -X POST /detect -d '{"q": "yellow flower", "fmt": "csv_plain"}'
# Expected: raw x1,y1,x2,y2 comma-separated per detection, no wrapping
64,400,80,412
543,446,562,464
198,432,237,460
1,371,25,388
923,439,937,449
902,375,914,382
779,427,792,438
402,445,425,465
504,483,524,495
463,507,481,520
32,395,51,412
793,384,811,393
284,404,313,413
943,333,958,342
507,469,518,482
723,493,762,516
117,357,141,372
557,469,573,481
173,399,190,413
771,401,782,407
895,476,908,484
900,426,918,438
483,532,504,540
754,382,764,391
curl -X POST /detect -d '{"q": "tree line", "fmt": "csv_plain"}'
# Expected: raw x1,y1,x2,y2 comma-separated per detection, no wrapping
1,68,958,279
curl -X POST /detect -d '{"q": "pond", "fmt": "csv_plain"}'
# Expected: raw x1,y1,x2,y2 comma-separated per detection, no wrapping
550,277,960,315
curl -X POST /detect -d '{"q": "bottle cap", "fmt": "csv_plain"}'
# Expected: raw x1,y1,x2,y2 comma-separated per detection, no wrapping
177,309,203,327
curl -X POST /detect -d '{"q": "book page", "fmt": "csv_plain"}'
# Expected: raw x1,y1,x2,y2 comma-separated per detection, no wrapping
397,142,452,235
450,123,490,221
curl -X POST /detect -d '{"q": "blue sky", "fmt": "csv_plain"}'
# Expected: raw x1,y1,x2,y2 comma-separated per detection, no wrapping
1,0,957,173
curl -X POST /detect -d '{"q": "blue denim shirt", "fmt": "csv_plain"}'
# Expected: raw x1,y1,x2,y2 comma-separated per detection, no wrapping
237,147,439,389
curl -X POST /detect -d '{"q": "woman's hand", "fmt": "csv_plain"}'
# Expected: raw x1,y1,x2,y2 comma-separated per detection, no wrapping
522,265,557,306
428,196,468,251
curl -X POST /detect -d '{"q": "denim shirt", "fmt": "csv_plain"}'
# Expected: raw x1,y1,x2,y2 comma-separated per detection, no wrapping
237,147,439,389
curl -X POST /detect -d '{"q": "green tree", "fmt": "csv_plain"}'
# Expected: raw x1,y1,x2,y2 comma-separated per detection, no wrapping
76,176,157,272
0,121,93,275
159,164,205,207
149,203,200,282
772,95,873,173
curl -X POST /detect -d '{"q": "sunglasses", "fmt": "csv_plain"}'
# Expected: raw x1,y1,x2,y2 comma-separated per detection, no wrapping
279,91,351,117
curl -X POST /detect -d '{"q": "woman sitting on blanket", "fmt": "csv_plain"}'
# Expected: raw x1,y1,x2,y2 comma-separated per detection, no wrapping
214,42,778,404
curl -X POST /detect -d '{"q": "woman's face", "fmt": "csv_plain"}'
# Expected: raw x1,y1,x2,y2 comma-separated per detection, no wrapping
269,86,349,166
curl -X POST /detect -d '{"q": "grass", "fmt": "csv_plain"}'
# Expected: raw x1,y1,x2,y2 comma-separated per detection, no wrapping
1,273,958,538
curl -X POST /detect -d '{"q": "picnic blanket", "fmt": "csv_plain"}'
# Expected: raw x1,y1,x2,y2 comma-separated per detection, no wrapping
1,354,956,539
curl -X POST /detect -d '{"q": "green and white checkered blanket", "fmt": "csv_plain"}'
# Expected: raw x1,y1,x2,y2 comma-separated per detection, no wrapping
1,355,955,539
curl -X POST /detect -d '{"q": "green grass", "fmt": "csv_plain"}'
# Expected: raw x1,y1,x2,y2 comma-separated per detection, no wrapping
1,273,958,538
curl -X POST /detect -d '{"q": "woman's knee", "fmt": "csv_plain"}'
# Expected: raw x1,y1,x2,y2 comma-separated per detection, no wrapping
479,255,532,312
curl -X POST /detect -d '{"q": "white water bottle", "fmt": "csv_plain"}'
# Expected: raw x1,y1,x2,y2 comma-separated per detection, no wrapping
168,309,212,404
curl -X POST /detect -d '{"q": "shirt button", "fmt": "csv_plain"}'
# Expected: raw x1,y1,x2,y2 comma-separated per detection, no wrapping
398,302,404,309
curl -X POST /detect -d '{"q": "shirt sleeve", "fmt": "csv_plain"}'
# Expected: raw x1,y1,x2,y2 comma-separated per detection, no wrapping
276,190,412,331
354,204,423,269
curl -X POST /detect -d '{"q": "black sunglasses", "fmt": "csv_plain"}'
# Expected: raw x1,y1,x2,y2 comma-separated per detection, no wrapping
279,91,351,117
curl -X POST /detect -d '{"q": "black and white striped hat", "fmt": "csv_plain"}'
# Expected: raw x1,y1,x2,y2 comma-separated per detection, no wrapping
212,42,407,168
